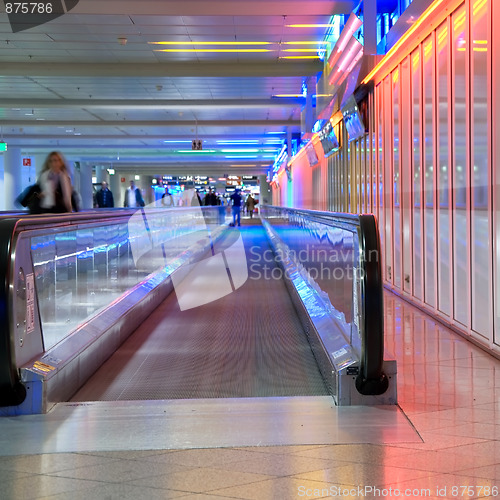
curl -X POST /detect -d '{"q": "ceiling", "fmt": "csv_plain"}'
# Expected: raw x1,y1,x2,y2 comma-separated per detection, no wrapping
0,1,356,176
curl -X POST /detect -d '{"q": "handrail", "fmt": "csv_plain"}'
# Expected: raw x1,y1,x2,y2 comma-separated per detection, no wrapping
0,218,26,406
262,205,388,396
356,215,388,395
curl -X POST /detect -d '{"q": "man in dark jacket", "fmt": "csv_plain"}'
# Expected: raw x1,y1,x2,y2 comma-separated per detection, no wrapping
95,181,114,208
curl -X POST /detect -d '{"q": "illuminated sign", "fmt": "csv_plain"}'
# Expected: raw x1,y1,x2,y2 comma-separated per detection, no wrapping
272,144,287,173
0,141,7,152
305,143,319,166
318,120,339,156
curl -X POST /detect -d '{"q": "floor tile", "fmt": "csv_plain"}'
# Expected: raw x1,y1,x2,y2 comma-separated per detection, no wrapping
129,467,272,494
292,462,435,487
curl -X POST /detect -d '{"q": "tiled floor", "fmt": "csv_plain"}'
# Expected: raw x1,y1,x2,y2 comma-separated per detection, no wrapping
0,290,499,499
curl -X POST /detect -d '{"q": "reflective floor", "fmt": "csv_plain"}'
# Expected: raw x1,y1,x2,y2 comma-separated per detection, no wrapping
0,289,499,498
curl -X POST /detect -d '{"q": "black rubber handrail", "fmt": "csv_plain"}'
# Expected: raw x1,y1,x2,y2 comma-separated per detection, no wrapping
0,218,27,406
356,214,388,395
263,205,388,396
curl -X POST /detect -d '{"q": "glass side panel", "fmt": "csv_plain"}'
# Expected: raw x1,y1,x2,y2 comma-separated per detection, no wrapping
452,5,469,327
411,48,423,301
32,207,225,351
470,0,491,338
436,20,451,317
383,76,393,283
423,34,436,308
393,67,402,289
263,210,361,347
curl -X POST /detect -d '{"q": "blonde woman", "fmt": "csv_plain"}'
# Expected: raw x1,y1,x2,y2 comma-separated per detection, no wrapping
38,151,74,213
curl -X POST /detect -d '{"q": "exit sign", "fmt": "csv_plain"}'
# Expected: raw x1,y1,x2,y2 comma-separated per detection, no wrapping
0,142,7,152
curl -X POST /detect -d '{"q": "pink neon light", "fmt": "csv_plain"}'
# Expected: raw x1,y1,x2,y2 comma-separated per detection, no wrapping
327,13,362,69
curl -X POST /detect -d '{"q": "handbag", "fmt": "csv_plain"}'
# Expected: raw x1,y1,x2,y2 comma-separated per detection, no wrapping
16,184,42,214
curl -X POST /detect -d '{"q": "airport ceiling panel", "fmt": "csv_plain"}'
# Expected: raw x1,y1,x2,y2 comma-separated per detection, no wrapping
0,0,353,172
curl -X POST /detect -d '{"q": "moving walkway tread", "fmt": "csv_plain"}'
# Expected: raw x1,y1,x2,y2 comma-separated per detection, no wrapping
70,221,328,402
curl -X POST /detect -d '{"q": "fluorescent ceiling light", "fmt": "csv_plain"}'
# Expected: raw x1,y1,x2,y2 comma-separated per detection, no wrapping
272,94,305,97
266,131,286,134
163,140,192,143
154,49,272,53
286,24,338,28
149,41,271,45
279,56,320,59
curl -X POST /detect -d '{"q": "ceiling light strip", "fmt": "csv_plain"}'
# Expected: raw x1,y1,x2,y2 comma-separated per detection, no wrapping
154,49,273,53
149,41,271,45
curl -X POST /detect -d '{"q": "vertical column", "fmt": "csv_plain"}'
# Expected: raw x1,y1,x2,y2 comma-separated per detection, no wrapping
143,175,154,205
363,0,377,55
109,173,120,207
78,161,93,209
4,146,22,210
95,165,109,184
258,175,271,206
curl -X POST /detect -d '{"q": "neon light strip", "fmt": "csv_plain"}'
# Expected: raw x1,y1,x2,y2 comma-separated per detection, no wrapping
149,41,271,45
154,49,273,53
272,94,306,97
286,24,338,28
327,13,362,69
279,56,320,59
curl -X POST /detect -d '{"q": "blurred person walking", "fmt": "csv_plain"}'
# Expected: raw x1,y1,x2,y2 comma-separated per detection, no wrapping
229,189,242,227
124,180,145,207
37,151,75,213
